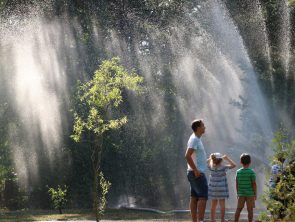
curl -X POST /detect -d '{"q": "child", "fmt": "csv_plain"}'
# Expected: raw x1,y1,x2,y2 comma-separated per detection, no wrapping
234,153,256,222
207,152,236,222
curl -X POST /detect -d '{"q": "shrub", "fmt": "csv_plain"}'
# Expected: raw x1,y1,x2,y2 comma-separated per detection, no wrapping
48,185,68,214
261,130,295,222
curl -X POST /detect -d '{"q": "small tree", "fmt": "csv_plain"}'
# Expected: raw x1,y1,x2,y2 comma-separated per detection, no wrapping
261,129,295,222
71,57,143,222
48,185,68,214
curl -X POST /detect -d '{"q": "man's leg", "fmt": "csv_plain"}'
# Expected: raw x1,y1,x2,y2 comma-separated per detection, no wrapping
197,198,207,222
219,199,225,222
188,173,208,222
210,199,218,222
190,196,198,222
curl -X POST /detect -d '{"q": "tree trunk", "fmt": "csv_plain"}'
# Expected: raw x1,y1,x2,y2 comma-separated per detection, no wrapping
91,134,103,222
93,169,100,222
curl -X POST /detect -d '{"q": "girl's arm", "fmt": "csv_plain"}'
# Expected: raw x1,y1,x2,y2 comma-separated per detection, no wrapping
207,153,213,168
207,158,212,169
223,155,236,169
207,157,211,164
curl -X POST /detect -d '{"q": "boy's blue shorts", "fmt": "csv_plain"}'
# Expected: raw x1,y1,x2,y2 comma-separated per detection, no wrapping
187,171,208,200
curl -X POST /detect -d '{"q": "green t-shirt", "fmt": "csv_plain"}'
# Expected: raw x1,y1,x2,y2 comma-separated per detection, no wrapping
236,168,256,196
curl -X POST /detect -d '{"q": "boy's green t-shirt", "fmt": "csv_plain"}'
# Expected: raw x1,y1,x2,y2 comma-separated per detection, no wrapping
236,168,256,196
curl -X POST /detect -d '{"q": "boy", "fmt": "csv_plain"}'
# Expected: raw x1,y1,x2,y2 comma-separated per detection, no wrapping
234,153,256,222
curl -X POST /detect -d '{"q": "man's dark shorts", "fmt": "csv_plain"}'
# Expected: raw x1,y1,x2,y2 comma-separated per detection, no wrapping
187,171,208,200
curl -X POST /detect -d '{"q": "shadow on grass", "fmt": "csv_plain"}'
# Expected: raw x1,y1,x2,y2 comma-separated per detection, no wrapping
0,208,191,222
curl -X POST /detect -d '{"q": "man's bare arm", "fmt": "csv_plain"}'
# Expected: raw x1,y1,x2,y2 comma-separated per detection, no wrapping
185,148,201,177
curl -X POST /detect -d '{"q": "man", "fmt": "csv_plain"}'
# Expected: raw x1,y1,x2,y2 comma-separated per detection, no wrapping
185,119,208,222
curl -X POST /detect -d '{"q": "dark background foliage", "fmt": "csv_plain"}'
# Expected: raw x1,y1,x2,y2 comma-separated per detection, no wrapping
0,0,295,210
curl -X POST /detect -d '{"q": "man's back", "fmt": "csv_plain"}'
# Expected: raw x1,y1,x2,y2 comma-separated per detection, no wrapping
186,133,207,173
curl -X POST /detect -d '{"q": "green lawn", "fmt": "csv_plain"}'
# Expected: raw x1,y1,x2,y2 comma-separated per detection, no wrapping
0,209,92,222
0,208,256,221
0,208,190,222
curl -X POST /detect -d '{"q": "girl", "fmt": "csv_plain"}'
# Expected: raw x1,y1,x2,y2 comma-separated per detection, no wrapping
207,153,236,222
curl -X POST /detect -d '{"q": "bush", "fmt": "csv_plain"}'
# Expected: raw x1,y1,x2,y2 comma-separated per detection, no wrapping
48,185,68,214
2,172,27,210
262,130,295,222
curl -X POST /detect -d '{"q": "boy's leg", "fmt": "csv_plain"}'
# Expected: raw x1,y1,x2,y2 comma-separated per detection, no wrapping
190,197,198,222
219,199,225,222
234,197,245,222
246,207,253,222
210,199,218,222
234,208,242,222
246,197,255,222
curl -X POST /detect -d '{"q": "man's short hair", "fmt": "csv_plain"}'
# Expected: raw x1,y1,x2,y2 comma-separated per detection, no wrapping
191,119,203,132
240,153,251,165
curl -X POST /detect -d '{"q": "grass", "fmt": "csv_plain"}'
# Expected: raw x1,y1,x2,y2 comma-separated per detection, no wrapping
0,208,256,221
0,208,191,222
0,209,93,222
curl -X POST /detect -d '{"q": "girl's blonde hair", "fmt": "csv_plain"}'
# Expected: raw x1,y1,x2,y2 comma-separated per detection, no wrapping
209,153,223,168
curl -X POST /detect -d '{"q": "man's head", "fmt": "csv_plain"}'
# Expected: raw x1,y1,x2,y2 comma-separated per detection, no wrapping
240,153,251,166
191,119,205,136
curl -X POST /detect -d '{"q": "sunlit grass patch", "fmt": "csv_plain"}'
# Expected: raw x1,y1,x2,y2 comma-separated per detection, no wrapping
0,209,94,222
0,208,253,221
0,208,186,222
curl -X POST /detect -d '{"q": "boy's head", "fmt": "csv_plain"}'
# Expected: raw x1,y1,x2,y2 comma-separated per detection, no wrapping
240,153,251,166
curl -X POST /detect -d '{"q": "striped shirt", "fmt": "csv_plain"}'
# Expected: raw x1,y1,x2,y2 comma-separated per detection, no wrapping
208,165,229,199
236,168,256,196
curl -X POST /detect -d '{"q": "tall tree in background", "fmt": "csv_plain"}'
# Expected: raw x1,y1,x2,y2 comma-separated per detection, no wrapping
0,0,8,12
71,57,143,221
